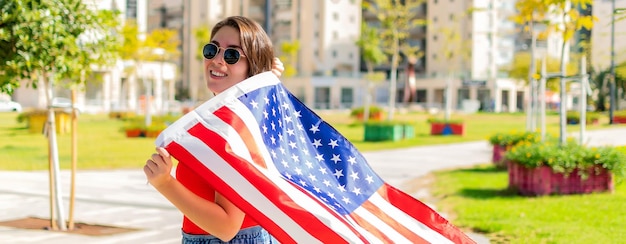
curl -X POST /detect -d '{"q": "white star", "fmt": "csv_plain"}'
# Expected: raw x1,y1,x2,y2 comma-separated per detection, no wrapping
330,154,341,164
318,167,328,175
284,172,293,179
281,160,289,167
250,100,258,108
323,179,331,187
279,147,286,155
302,148,309,155
336,184,346,192
289,141,297,149
365,175,374,184
284,116,293,124
296,123,304,131
308,174,317,182
312,139,322,148
309,124,320,134
278,133,283,141
328,139,339,148
347,156,357,165
264,97,270,104
281,102,290,110
315,153,324,162
298,179,307,187
294,167,303,175
333,169,344,179
270,135,276,144
327,192,336,199
305,160,313,168
270,121,276,130
262,125,268,133
290,153,299,162
313,186,322,193
352,187,362,196
286,128,295,136
263,110,269,119
294,110,301,118
350,171,359,180
272,107,276,116
270,150,277,158
341,196,351,204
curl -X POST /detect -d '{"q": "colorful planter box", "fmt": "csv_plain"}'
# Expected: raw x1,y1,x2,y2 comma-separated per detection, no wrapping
508,161,614,196
491,145,508,168
429,122,464,136
364,124,414,142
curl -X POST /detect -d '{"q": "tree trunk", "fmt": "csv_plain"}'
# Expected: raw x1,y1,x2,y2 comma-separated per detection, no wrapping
43,74,67,230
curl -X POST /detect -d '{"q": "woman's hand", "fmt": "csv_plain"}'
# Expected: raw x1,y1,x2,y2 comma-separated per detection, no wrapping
272,57,285,78
144,147,174,188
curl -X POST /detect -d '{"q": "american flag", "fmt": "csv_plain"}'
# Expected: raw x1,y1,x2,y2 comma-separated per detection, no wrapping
156,72,475,244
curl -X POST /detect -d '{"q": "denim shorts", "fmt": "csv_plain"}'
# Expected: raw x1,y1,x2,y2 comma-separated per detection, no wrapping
181,226,279,244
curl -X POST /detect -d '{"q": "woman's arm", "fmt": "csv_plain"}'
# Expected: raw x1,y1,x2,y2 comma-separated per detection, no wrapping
144,147,245,241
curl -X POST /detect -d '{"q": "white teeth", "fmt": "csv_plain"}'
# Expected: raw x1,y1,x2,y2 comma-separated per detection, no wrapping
211,70,226,77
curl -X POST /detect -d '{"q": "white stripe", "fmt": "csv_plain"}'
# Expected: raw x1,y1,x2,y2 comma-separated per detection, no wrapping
368,193,455,244
353,207,413,243
202,113,366,243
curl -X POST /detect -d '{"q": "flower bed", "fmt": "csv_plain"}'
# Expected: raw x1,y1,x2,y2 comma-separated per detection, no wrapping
488,131,540,167
505,142,626,196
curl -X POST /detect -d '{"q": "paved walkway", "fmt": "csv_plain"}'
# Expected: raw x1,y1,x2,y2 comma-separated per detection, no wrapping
1,127,625,243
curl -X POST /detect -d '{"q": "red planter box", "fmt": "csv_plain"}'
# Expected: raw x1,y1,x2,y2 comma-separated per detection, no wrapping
613,115,626,124
492,145,508,168
430,122,464,136
508,162,614,196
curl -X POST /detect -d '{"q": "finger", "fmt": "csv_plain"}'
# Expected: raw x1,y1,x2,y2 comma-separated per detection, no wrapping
156,147,170,157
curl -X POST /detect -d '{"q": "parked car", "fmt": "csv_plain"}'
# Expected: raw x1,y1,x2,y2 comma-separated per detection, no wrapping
51,97,81,113
0,99,22,112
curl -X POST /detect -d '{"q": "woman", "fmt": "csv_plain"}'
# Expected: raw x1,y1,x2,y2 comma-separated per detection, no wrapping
143,16,282,243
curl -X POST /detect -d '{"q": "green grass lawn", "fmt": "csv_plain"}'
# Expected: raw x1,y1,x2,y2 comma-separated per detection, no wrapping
0,110,622,170
431,164,626,243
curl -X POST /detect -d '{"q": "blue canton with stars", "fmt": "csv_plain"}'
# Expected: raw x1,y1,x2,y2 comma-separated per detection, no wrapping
237,84,385,215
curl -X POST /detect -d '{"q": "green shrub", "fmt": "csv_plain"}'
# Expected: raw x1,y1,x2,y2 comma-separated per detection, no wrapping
426,117,464,124
350,106,383,117
488,131,541,147
566,111,601,124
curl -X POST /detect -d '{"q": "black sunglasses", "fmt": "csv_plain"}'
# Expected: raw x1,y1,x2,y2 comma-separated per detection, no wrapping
203,43,245,65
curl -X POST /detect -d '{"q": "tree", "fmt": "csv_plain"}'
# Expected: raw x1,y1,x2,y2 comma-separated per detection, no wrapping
0,0,120,230
356,22,387,122
279,40,300,78
193,23,211,100
121,22,180,125
549,0,595,144
143,28,180,116
364,0,426,121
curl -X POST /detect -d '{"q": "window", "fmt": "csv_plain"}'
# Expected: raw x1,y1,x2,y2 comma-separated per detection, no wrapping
340,87,353,108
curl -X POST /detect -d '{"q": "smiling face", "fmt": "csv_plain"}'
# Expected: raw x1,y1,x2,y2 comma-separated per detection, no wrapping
203,26,249,95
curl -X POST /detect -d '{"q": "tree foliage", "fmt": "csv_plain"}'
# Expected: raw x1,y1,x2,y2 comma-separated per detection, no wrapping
279,40,299,78
0,0,120,94
363,0,426,120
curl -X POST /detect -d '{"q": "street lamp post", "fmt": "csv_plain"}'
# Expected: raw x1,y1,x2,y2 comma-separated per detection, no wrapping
610,2,626,124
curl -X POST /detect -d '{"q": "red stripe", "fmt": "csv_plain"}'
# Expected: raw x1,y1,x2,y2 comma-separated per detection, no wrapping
348,212,394,243
380,184,476,244
361,198,429,243
185,123,358,243
214,106,267,169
